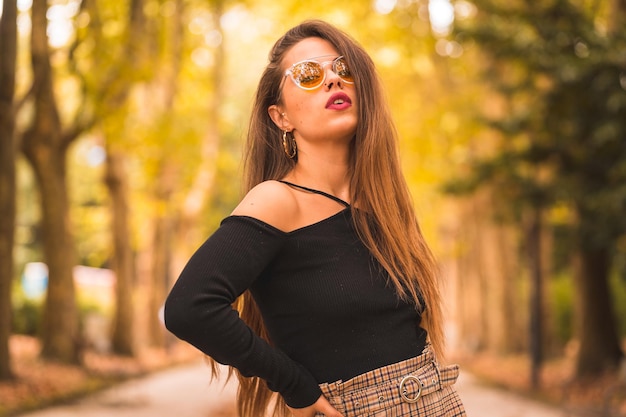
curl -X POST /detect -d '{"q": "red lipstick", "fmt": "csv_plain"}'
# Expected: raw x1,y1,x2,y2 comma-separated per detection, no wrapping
326,92,352,110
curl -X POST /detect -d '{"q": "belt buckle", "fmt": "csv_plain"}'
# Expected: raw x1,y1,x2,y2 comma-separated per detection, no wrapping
399,375,422,403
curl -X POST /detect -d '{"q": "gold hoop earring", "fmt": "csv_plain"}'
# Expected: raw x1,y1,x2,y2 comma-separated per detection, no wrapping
282,130,297,159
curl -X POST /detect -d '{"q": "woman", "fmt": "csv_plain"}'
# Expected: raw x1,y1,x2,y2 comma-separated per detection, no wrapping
165,20,465,417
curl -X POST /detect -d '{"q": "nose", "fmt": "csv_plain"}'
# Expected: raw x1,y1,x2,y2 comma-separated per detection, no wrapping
324,67,343,90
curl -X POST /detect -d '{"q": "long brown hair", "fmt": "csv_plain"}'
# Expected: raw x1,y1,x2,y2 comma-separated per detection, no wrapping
224,20,444,417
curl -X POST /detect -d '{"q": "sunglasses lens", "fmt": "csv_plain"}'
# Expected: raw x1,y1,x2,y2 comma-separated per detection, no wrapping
334,57,353,83
292,61,324,89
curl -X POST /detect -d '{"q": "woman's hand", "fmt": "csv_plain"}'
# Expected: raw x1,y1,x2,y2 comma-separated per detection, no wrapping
288,395,343,417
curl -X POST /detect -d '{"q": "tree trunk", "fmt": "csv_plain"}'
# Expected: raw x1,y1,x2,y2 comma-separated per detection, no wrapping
21,0,80,364
147,208,173,347
489,216,522,354
36,151,80,363
145,160,178,348
0,0,18,380
500,224,524,353
526,206,543,389
575,0,625,379
573,244,623,376
454,193,490,352
104,149,135,355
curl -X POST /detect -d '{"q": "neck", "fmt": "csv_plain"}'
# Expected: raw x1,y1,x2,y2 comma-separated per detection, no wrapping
286,143,351,199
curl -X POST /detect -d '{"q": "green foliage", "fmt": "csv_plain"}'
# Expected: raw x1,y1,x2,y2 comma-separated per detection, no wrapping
69,141,111,267
612,247,626,337
547,215,626,349
447,0,626,246
77,296,109,319
550,273,574,346
11,286,42,337
12,299,42,336
11,282,112,340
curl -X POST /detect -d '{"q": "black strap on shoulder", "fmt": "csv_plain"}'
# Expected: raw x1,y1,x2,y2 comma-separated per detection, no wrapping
278,180,350,208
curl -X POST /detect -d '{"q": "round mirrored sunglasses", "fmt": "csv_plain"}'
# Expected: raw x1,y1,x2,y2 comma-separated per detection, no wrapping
284,56,354,90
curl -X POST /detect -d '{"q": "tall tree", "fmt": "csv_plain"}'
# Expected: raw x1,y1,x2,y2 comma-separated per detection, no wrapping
450,0,626,377
45,0,154,355
105,148,136,355
103,0,150,356
0,0,18,379
21,0,81,363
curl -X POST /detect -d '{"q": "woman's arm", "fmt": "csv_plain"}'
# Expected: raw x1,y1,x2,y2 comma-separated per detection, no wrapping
164,215,322,408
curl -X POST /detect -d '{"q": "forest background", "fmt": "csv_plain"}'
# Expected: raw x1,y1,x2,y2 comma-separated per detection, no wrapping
1,0,625,415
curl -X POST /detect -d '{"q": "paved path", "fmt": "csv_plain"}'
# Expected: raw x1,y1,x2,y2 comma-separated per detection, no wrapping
16,361,238,417
16,361,564,417
456,372,564,417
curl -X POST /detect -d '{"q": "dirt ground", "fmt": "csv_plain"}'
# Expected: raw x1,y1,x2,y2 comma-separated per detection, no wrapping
453,348,626,417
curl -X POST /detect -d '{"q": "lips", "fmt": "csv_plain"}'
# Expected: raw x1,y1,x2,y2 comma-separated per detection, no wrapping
326,92,352,110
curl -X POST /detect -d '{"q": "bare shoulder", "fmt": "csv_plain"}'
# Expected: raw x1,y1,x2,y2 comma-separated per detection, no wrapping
231,180,299,231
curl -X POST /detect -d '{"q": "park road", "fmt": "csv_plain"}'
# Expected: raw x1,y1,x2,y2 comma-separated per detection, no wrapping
15,360,564,417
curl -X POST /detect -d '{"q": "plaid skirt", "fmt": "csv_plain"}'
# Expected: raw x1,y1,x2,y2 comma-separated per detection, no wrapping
315,346,466,416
